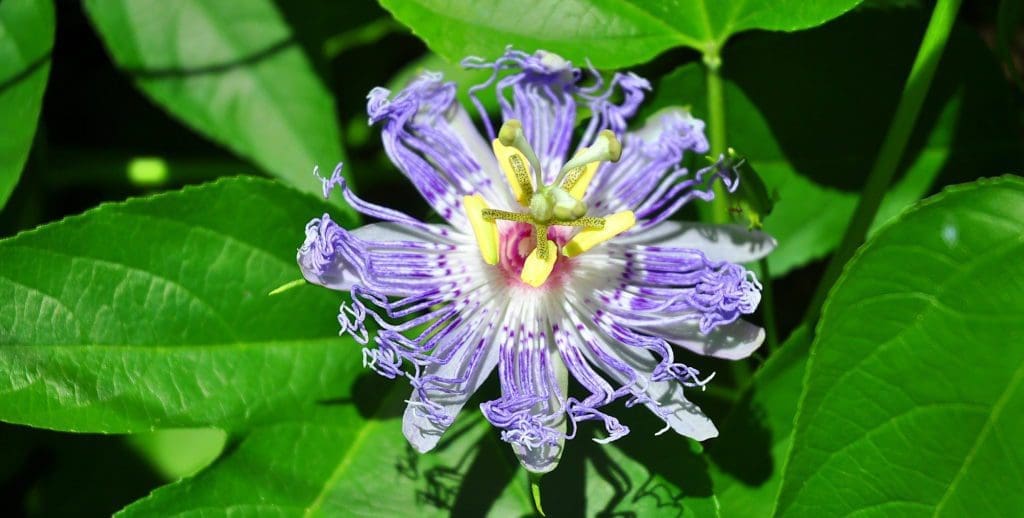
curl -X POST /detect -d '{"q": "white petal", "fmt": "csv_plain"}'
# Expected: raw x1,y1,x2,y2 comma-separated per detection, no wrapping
605,342,717,441
567,308,718,442
402,306,502,453
300,222,452,292
351,222,450,243
620,220,776,263
637,319,765,360
503,298,568,474
513,439,564,474
447,106,520,211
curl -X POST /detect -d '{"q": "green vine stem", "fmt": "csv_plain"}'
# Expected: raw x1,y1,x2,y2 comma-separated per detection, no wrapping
703,48,730,225
703,47,779,357
804,0,963,324
702,46,759,383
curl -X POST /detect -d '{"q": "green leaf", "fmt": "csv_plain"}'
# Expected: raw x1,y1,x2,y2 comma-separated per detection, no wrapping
776,176,1024,517
707,326,811,516
0,177,359,433
82,0,352,213
117,389,533,517
519,411,720,517
119,383,721,517
645,11,1023,276
378,0,863,68
125,428,227,480
0,0,54,209
581,434,719,517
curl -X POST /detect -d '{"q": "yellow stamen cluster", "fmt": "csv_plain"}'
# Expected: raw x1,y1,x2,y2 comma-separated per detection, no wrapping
463,120,635,287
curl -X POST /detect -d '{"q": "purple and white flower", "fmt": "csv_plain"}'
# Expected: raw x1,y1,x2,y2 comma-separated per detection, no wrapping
298,48,775,473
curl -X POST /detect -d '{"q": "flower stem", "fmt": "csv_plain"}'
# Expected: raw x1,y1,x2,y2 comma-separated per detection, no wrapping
703,48,730,225
803,0,963,324
703,47,753,384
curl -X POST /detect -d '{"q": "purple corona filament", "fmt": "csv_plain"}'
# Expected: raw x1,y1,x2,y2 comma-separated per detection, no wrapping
297,48,775,474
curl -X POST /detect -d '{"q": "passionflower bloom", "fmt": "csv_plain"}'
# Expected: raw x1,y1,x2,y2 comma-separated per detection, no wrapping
298,48,774,474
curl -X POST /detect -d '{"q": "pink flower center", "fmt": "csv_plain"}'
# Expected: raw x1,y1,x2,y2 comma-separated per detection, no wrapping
497,222,573,289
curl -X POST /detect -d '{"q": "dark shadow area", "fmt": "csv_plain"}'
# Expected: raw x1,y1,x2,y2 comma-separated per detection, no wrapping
50,3,215,153
535,431,588,518
614,408,715,500
706,399,775,485
319,370,405,419
449,434,519,516
0,423,164,518
705,329,812,489
274,0,387,83
429,396,723,517
410,430,477,512
773,258,828,341
378,412,517,516
724,9,1023,193
630,46,702,87
926,22,1024,188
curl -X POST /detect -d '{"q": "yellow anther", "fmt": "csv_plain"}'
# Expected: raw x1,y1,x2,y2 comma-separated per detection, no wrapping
561,160,600,200
462,195,499,265
521,239,558,288
492,139,534,206
481,208,532,223
558,216,605,228
562,211,636,258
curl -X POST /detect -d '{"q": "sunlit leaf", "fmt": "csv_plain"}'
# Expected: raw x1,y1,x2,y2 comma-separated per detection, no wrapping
117,392,533,517
119,384,722,517
777,176,1024,516
125,428,227,480
379,0,863,67
0,177,358,433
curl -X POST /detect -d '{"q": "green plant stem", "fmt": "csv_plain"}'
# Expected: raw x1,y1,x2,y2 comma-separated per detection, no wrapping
703,48,752,385
804,0,962,324
759,258,778,350
704,50,730,225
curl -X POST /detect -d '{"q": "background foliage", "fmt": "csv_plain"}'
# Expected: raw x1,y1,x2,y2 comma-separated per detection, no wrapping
0,0,1021,516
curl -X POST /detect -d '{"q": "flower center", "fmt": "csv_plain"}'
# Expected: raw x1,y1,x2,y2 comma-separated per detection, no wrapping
462,119,636,288
498,223,574,288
